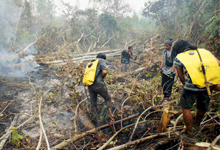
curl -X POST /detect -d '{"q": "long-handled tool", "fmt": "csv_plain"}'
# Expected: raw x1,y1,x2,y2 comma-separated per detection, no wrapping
195,49,212,97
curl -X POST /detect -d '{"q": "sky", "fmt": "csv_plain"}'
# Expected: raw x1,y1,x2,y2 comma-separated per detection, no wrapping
58,0,149,13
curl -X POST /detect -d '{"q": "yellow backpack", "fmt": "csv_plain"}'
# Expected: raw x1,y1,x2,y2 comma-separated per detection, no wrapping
176,49,220,88
83,59,99,86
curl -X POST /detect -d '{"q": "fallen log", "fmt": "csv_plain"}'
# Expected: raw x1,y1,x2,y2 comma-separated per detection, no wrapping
51,113,139,150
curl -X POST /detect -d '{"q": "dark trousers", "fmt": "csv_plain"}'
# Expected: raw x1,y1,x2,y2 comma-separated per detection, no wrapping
121,63,130,72
162,73,175,98
88,83,111,112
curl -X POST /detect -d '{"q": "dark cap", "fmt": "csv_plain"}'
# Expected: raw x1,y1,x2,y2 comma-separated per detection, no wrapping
128,46,133,50
164,38,173,46
96,53,106,60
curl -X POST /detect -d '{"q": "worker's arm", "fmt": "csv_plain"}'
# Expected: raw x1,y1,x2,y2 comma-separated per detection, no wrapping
102,70,107,78
212,85,220,91
171,65,176,72
176,67,185,85
119,55,122,65
129,52,133,59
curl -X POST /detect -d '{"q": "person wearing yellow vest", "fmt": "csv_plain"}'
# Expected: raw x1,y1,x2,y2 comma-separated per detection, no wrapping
172,40,220,144
87,53,112,126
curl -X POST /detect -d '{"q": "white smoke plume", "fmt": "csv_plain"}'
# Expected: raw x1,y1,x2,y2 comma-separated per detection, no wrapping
0,0,39,78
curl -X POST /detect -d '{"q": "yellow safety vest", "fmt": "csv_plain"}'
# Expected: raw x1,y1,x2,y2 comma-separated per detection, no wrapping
176,48,220,88
83,59,99,86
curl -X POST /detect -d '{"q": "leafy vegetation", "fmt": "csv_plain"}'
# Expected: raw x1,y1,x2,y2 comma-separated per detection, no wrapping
11,127,23,148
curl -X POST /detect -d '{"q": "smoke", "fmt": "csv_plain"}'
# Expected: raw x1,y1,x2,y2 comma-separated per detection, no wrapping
0,0,39,78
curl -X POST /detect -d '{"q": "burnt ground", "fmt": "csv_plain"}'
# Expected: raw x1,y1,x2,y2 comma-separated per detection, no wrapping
0,56,165,149
0,77,28,136
0,49,219,149
0,65,59,148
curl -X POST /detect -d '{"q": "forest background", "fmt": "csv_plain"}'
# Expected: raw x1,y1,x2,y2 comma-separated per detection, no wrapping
1,0,219,59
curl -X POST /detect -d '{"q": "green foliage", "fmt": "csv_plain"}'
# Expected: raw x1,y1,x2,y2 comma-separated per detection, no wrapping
99,13,122,33
106,70,114,84
142,0,220,43
146,72,153,78
205,10,220,40
204,8,220,55
11,127,23,148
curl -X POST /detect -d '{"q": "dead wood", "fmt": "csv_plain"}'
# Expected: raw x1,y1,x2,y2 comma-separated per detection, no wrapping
157,105,170,133
51,113,139,149
120,96,130,129
38,96,50,149
36,130,43,150
0,101,13,117
207,135,220,150
108,131,174,150
0,116,18,150
98,120,148,150
101,34,116,48
201,114,220,125
0,117,33,141
129,101,174,141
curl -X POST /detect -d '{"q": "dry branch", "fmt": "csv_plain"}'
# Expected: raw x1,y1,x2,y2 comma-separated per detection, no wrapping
38,96,50,150
108,131,174,150
101,34,116,48
36,130,43,150
129,101,174,141
0,101,13,116
0,116,18,150
98,120,148,150
72,98,87,133
207,135,220,150
51,114,139,149
0,117,33,141
120,97,130,128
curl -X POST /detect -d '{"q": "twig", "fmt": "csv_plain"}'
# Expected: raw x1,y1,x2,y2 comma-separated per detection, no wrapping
108,130,174,150
201,114,220,125
0,101,13,116
120,96,129,128
212,91,220,96
205,113,220,125
173,113,183,131
129,101,174,141
36,130,43,150
51,114,139,149
38,96,50,150
120,73,141,129
0,117,32,141
207,135,220,150
0,116,18,150
98,120,148,150
144,110,163,120
129,106,155,141
20,40,37,54
101,34,116,48
73,98,87,133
